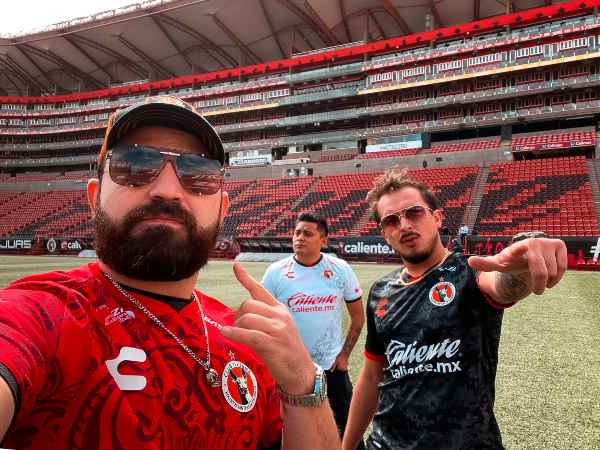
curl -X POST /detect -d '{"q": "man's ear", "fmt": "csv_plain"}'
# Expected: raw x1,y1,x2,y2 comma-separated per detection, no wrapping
219,191,230,224
87,178,100,217
434,209,444,230
320,235,328,248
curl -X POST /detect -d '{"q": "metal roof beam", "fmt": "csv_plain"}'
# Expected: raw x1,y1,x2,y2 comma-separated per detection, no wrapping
474,0,481,20
379,0,412,36
14,46,56,92
63,36,114,85
295,27,316,51
259,0,286,59
303,1,340,46
277,0,336,47
430,1,444,29
155,15,238,68
20,44,104,90
0,70,19,95
68,34,148,80
117,35,175,80
368,9,387,40
212,15,262,65
338,0,352,42
0,59,27,94
2,55,47,93
151,15,201,73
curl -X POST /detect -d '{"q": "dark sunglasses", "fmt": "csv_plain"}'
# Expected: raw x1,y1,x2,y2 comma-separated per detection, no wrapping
379,205,434,230
106,144,224,195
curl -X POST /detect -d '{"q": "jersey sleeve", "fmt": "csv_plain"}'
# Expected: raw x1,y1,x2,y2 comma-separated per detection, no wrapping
364,288,385,361
468,261,517,310
341,262,362,302
0,288,64,416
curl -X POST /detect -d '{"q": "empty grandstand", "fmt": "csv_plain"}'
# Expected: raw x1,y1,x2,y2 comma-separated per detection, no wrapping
1,0,600,268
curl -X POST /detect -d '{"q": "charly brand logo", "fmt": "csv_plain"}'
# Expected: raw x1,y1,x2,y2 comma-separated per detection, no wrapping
375,298,389,318
287,293,337,313
221,360,258,413
428,281,456,307
105,347,147,391
385,338,462,379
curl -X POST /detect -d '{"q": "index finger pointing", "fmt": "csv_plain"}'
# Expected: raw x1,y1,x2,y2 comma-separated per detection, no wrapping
233,262,278,306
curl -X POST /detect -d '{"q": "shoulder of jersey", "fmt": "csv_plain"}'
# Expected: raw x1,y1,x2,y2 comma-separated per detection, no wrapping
197,291,236,326
322,253,349,268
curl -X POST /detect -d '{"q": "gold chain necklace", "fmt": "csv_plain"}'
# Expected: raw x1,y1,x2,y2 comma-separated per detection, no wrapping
398,251,451,286
103,271,220,388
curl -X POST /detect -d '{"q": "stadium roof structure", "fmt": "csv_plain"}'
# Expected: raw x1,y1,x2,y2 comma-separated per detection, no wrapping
0,0,582,95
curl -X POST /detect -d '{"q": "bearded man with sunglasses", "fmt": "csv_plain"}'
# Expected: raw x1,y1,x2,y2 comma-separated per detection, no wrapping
342,167,567,450
0,97,340,450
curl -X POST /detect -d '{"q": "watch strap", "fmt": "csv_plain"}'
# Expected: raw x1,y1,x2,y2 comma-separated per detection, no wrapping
277,363,327,407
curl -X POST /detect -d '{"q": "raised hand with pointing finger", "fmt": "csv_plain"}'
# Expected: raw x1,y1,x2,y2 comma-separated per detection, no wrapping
221,262,341,450
221,262,316,395
468,236,568,305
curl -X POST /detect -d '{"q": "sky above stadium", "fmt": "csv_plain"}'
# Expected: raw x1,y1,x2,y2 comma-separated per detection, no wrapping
0,0,136,36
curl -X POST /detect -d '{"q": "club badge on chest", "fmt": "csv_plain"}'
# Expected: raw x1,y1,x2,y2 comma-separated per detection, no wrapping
221,360,258,413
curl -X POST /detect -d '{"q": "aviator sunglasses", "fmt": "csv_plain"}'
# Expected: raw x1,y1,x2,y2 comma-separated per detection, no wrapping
106,144,224,195
379,205,434,230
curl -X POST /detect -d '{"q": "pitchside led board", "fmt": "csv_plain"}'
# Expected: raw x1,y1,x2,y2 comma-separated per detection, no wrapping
334,236,600,269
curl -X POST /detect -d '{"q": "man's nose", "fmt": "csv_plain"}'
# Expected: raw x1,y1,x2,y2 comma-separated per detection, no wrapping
147,161,185,201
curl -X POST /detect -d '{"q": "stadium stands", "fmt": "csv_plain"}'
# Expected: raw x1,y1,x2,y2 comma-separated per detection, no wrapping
475,157,597,237
424,139,501,154
2,2,600,265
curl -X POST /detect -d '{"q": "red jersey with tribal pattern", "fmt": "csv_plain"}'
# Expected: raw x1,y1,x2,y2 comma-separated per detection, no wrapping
0,263,282,450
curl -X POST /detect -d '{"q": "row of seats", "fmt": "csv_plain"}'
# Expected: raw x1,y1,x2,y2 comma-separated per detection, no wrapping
512,130,595,150
424,139,500,154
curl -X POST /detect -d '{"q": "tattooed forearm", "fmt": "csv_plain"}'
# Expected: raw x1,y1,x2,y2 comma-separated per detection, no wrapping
341,326,362,357
494,272,531,303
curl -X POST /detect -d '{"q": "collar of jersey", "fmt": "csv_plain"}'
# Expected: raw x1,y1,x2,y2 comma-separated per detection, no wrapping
397,251,452,286
293,254,323,267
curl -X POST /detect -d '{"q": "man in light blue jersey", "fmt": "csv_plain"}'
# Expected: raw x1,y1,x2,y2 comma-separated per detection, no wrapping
262,213,365,450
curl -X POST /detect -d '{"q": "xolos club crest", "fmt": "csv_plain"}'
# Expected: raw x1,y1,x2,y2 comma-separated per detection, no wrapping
428,281,456,307
221,360,258,413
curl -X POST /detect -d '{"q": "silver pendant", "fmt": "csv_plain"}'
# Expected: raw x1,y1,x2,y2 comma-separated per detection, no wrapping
206,368,221,387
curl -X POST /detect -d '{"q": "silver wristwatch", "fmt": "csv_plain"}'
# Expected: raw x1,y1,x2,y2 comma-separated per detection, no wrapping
277,363,327,407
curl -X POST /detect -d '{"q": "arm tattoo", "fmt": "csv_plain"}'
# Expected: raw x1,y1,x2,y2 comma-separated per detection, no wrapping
341,327,361,358
494,272,531,303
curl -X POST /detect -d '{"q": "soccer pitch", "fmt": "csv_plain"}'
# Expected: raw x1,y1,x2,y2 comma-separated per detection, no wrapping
1,256,599,449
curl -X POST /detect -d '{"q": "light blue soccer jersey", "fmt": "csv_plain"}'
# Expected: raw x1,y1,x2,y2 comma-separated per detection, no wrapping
262,253,362,369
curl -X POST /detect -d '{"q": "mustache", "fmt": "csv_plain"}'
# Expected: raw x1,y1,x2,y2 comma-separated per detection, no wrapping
124,199,196,229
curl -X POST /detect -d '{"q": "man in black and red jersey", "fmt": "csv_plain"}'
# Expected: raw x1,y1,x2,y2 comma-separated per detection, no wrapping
0,97,340,450
342,167,567,450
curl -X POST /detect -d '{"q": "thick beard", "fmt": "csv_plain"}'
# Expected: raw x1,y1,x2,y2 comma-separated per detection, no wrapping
398,233,439,265
94,198,219,281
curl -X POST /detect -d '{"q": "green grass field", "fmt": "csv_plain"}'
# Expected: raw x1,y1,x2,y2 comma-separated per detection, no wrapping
1,256,599,449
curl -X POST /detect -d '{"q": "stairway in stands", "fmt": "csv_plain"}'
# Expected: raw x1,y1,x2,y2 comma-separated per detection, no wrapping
260,176,321,236
586,159,600,229
462,166,489,233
